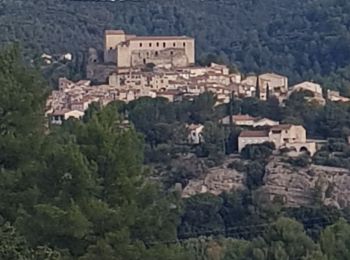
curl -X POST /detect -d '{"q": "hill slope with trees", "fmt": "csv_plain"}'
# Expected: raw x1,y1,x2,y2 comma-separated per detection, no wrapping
2,0,350,92
3,44,350,259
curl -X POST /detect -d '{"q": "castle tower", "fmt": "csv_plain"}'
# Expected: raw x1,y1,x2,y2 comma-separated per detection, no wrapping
104,30,127,63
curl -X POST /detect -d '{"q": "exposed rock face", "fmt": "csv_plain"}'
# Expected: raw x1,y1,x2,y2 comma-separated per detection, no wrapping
182,165,245,198
261,158,350,208
181,155,350,209
86,63,116,84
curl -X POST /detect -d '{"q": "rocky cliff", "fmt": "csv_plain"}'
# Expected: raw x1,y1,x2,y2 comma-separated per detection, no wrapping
182,156,350,209
181,158,245,198
261,158,350,209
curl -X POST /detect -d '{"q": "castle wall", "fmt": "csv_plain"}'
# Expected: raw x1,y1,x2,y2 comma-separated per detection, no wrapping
129,48,188,67
185,39,195,64
117,44,132,67
108,34,195,68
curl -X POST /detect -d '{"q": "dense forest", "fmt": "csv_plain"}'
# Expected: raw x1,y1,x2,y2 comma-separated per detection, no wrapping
3,45,350,259
2,0,350,93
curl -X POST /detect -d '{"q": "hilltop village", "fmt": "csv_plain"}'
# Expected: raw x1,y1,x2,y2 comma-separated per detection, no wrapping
46,29,350,156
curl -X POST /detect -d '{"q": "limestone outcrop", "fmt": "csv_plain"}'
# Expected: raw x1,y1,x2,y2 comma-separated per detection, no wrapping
181,156,350,209
261,158,350,208
182,164,245,198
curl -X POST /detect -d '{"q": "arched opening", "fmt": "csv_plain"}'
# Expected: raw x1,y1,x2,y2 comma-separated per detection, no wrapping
143,58,146,64
300,146,310,155
155,51,158,57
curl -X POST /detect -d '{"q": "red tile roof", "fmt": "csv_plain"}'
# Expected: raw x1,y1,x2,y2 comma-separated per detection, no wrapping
239,130,269,138
233,115,256,121
270,124,292,131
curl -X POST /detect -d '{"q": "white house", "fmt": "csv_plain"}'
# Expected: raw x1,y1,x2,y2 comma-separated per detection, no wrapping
238,130,270,152
50,109,84,125
187,124,204,144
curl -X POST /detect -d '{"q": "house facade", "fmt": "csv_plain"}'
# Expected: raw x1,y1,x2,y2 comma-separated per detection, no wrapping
238,124,317,155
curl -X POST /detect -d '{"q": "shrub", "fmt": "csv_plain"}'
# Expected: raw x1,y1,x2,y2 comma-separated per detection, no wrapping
227,160,246,172
241,142,274,161
286,154,311,167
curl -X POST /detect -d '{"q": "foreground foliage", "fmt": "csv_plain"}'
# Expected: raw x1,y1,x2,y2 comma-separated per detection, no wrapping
3,47,350,259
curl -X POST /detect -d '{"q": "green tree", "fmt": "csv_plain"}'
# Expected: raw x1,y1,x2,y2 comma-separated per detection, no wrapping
320,218,350,260
0,46,47,221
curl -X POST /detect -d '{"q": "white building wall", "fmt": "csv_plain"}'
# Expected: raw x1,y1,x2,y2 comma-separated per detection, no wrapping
238,136,270,152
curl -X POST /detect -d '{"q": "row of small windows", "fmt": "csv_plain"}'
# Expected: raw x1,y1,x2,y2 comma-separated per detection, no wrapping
138,51,173,58
139,42,186,48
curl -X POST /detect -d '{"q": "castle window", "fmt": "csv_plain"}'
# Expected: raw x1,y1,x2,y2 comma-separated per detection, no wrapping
149,43,152,47
163,42,166,47
173,42,176,47
143,58,146,64
109,47,113,50
170,51,173,55
140,43,142,47
157,42,159,47
183,42,186,47
155,51,158,57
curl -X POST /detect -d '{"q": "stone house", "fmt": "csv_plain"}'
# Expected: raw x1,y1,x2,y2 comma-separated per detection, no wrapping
238,124,317,155
238,130,270,151
327,89,350,103
258,73,288,101
289,81,326,105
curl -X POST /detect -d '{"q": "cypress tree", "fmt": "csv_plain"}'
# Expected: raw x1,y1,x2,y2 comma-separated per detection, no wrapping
255,75,260,99
266,83,270,100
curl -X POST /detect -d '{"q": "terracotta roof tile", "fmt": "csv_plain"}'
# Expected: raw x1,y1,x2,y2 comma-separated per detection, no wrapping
270,124,292,131
239,130,269,138
233,115,256,121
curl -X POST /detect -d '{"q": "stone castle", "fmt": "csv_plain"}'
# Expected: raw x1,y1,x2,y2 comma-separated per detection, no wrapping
103,30,195,68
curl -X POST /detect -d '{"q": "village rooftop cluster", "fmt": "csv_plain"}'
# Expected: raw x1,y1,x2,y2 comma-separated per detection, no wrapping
46,29,349,155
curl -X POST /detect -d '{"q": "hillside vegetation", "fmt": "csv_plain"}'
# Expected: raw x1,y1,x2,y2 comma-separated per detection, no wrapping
4,44,350,260
2,0,350,92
